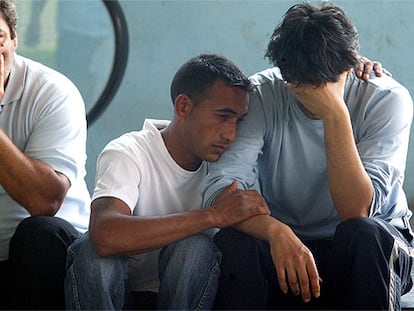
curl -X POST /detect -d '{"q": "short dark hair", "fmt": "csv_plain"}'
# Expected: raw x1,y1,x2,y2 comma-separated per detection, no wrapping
170,54,252,105
265,3,360,86
0,0,17,40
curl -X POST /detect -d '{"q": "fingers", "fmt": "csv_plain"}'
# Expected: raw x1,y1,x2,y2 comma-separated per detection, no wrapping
306,264,321,301
243,192,270,217
372,61,384,77
277,266,289,295
356,56,393,81
0,54,4,99
224,180,238,192
276,255,321,303
356,56,373,81
286,266,300,296
371,62,392,78
0,54,3,82
382,67,393,77
212,186,270,227
354,57,365,79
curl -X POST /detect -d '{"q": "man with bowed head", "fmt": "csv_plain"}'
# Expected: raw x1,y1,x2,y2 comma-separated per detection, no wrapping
202,3,413,310
0,0,90,309
65,53,270,310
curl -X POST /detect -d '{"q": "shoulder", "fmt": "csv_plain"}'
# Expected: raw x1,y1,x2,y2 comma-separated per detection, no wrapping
15,54,80,96
247,68,293,117
349,71,411,101
101,119,170,159
348,72,413,113
347,73,413,134
249,67,284,87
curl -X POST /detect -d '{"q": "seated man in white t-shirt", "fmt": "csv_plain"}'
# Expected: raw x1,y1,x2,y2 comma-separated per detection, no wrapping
64,54,270,310
0,0,90,309
64,51,386,309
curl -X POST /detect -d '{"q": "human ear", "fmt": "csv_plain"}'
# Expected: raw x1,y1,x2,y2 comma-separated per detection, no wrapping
174,94,193,120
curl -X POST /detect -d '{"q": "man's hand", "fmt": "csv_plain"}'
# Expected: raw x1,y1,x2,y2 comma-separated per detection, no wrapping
355,56,392,81
0,54,4,100
209,181,270,228
269,223,321,303
285,71,348,120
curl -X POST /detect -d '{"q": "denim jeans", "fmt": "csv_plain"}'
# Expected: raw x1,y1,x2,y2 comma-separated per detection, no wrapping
157,233,222,310
65,232,221,310
65,232,129,310
0,216,80,310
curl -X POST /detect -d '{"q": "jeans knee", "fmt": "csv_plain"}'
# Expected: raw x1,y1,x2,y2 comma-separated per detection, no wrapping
335,217,393,253
67,233,96,264
10,216,79,261
336,217,380,237
68,233,127,272
160,233,221,272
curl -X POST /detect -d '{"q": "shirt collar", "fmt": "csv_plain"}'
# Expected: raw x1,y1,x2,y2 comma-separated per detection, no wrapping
0,53,25,107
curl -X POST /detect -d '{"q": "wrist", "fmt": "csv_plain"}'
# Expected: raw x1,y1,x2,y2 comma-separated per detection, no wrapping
266,219,290,243
203,206,220,228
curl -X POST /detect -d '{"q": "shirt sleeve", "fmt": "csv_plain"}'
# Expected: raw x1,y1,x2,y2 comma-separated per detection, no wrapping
23,79,87,186
92,147,141,213
202,86,267,207
356,84,413,216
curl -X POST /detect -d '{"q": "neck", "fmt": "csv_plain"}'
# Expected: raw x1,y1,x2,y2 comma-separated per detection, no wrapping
161,124,201,171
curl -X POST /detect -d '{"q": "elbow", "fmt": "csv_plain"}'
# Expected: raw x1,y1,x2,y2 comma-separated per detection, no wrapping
91,242,112,257
28,179,69,216
89,226,117,257
336,189,373,221
339,210,368,221
25,195,66,217
337,202,371,221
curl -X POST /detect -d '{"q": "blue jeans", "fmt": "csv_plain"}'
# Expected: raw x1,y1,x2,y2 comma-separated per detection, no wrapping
157,233,221,310
65,232,221,310
65,232,129,310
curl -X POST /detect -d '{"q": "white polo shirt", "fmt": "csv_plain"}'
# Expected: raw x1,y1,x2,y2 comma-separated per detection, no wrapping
0,54,91,261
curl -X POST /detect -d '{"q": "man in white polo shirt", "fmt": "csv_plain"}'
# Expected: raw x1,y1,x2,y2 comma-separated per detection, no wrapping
0,0,90,309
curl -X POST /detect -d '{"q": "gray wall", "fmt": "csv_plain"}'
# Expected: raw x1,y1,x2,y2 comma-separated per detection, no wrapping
86,0,414,205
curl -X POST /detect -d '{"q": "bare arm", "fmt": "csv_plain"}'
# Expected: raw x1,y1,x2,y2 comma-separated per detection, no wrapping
0,129,70,216
89,181,270,257
0,55,70,216
232,214,320,303
323,93,373,219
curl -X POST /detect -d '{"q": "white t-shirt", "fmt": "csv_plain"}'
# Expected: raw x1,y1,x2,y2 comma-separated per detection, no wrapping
0,54,91,261
93,119,207,292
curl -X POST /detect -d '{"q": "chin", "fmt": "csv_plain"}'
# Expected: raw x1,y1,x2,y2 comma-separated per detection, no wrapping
206,154,221,163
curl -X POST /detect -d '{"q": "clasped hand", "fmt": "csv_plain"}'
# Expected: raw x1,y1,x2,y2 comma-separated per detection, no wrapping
211,181,270,228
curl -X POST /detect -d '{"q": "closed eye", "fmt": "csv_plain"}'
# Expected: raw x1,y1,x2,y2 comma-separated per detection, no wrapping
217,114,231,120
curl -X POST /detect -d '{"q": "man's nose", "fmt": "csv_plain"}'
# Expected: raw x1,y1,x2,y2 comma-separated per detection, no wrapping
222,123,237,143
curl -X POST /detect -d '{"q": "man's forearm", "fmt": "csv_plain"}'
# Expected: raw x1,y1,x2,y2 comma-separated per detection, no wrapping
233,214,285,242
0,130,69,215
323,105,373,219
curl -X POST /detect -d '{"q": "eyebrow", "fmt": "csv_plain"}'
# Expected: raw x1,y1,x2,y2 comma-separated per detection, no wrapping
216,108,248,119
216,108,238,115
